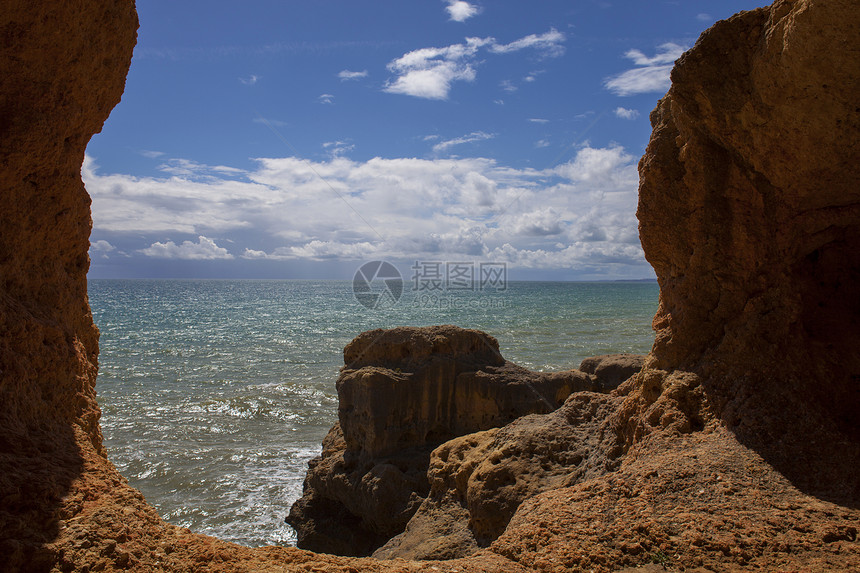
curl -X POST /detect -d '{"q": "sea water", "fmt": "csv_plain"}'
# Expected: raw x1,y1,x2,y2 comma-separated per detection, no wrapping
89,279,658,547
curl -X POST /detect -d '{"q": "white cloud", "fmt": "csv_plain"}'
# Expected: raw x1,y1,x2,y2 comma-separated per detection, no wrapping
554,145,635,183
140,150,165,159
383,38,488,99
490,29,564,56
623,43,685,66
338,69,368,81
318,93,335,104
384,30,565,100
534,139,551,148
84,144,646,273
528,118,549,124
614,106,639,120
697,13,712,22
139,236,234,260
445,0,480,22
89,240,116,259
158,158,246,179
604,42,687,96
323,140,355,158
239,74,259,86
432,131,494,154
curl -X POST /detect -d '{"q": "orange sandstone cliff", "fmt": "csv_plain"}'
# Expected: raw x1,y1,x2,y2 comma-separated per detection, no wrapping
0,1,858,572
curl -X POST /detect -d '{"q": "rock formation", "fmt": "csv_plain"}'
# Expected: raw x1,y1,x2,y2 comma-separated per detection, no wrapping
287,326,627,556
1,0,859,571
630,0,860,503
373,391,626,561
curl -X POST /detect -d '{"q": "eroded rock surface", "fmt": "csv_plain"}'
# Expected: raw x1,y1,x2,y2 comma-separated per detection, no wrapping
288,326,608,556
374,392,625,560
629,0,860,500
578,354,645,391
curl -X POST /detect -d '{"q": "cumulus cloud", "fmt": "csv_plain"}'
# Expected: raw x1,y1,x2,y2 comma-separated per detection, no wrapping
614,106,639,120
432,131,494,154
139,236,234,260
338,69,368,80
445,0,480,22
383,37,488,99
384,30,565,100
89,240,116,259
604,42,687,96
84,144,647,273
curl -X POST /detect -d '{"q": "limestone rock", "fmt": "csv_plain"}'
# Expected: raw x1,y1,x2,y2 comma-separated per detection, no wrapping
490,1,860,571
374,392,625,560
289,325,603,556
578,354,645,391
628,0,860,500
0,1,137,568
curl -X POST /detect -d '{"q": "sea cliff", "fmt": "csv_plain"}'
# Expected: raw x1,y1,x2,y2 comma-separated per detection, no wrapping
1,0,857,571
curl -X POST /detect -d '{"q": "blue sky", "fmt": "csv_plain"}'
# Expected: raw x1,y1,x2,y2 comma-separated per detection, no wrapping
85,0,761,280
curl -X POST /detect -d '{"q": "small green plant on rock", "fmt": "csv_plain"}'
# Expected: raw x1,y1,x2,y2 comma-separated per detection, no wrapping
650,549,671,569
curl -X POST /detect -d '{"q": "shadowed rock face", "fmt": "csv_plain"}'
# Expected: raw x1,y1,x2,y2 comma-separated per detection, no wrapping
630,0,860,502
0,1,137,566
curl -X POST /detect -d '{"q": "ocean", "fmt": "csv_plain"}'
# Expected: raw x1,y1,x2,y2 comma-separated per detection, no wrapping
88,279,658,547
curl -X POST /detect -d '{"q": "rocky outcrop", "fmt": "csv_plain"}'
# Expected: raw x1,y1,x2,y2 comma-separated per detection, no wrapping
288,326,617,556
3,0,859,571
627,0,860,500
491,1,860,571
578,354,645,390
295,1,860,568
374,392,625,560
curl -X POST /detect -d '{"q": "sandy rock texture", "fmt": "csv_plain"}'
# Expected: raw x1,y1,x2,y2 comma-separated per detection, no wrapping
2,0,859,571
632,0,860,499
287,326,615,556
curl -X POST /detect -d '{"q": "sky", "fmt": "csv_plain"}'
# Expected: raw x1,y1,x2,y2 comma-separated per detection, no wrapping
85,0,762,280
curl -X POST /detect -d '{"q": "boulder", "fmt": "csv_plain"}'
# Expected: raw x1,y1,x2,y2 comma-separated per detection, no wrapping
578,354,645,391
288,325,605,556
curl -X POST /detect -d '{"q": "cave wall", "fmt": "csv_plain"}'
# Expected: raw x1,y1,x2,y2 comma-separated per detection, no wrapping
633,0,860,500
0,1,138,564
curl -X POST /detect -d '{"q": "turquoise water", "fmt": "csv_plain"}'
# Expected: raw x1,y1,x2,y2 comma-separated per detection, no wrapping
89,279,658,547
